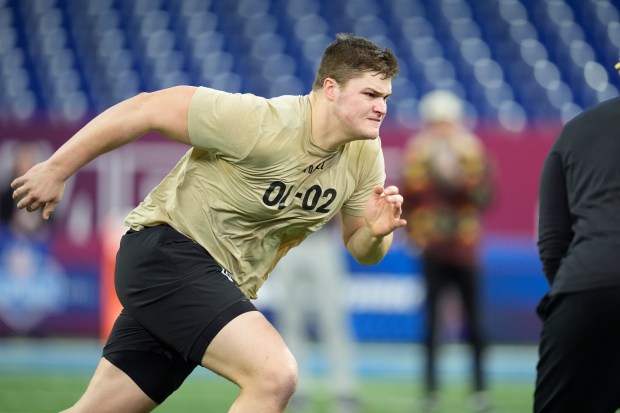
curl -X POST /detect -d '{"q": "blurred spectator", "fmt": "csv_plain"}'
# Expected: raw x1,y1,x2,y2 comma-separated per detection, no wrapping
1,141,51,237
0,141,66,334
269,220,360,413
536,96,620,412
401,90,494,412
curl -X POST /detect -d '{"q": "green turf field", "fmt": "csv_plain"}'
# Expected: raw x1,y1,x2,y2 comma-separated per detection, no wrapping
0,340,537,412
0,374,534,413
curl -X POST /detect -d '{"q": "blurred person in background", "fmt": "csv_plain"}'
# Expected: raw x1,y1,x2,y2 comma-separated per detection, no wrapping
535,94,620,412
269,219,360,413
10,34,406,413
401,90,494,413
0,141,67,335
1,141,50,236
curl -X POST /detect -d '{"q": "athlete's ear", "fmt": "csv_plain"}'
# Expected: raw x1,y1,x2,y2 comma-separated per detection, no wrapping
323,78,338,102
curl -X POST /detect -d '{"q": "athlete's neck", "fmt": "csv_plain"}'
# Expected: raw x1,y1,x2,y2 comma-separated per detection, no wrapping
308,91,345,152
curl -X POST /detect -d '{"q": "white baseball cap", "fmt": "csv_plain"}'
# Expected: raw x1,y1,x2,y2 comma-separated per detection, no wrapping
419,90,464,123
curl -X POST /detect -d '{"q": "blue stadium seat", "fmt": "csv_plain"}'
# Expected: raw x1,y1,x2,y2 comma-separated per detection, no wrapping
3,0,620,127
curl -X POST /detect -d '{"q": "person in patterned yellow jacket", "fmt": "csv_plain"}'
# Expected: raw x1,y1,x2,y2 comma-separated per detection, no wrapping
401,90,494,413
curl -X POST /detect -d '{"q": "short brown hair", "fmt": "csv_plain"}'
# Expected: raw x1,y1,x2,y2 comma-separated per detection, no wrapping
312,33,399,90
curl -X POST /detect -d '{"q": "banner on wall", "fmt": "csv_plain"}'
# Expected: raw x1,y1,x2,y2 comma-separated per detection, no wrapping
0,122,552,342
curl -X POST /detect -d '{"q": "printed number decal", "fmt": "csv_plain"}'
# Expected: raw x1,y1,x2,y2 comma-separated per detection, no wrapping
262,181,337,212
316,188,336,213
262,181,289,207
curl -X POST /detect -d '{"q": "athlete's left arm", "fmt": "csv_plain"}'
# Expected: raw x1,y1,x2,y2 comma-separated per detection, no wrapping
341,185,407,265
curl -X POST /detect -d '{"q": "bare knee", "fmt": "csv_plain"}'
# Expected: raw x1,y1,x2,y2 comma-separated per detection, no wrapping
247,352,298,406
201,311,300,411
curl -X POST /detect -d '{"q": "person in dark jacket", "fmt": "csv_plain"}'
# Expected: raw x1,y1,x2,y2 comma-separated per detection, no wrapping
536,96,620,413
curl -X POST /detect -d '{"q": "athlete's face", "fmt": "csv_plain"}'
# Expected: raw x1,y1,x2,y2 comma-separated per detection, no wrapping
333,72,392,140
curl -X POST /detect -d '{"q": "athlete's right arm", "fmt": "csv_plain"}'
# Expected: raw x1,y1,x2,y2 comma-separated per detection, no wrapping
11,86,198,220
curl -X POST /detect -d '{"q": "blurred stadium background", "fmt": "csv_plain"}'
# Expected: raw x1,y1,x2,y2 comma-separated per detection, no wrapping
1,0,620,411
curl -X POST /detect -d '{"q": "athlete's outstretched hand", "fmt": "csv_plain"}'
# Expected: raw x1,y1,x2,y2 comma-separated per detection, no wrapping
11,161,66,220
364,184,407,237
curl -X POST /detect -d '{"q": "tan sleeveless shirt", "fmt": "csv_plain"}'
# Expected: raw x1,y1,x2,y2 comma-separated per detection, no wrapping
125,87,385,298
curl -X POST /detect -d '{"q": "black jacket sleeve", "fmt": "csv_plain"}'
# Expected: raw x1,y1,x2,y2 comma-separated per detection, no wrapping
537,150,573,285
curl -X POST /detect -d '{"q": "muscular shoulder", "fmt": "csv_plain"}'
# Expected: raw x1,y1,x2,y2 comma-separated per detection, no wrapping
189,88,309,159
261,94,310,131
345,137,382,159
342,138,384,182
559,97,620,145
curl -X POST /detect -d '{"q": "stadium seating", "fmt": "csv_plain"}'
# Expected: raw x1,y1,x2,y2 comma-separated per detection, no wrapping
1,0,620,129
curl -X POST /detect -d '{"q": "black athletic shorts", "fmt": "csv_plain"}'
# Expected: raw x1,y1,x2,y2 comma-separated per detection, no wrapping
102,225,257,403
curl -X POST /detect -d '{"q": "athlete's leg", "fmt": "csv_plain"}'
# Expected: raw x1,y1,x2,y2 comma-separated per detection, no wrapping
60,358,157,413
96,225,296,412
61,311,197,413
201,310,298,413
